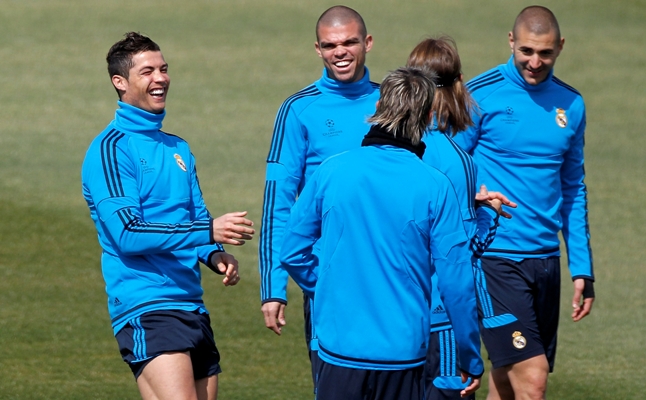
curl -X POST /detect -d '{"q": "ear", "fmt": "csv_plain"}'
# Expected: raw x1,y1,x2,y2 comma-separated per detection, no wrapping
508,31,514,52
314,41,323,58
364,34,373,53
111,75,128,93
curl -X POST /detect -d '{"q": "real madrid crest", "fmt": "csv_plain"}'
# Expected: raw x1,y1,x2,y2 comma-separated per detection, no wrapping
512,331,527,349
555,108,568,128
174,153,187,172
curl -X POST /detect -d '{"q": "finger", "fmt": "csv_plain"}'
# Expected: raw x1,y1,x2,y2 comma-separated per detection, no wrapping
500,210,513,219
222,238,246,246
574,298,593,321
225,229,255,239
475,185,489,201
227,217,255,227
479,184,488,196
263,314,281,334
227,224,256,235
224,275,240,287
278,305,287,326
216,260,227,274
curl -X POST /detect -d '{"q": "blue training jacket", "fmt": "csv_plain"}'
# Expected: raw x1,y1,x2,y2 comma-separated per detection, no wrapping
81,101,223,334
279,143,483,375
454,56,594,280
259,68,380,304
422,128,498,333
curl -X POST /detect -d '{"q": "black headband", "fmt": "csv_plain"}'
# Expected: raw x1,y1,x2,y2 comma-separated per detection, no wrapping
435,75,459,88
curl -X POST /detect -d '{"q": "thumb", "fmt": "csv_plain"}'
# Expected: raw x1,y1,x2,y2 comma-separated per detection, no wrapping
572,287,582,309
278,307,287,325
217,259,227,274
479,184,488,196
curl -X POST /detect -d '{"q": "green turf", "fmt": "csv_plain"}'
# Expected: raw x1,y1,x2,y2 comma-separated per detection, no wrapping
0,0,644,398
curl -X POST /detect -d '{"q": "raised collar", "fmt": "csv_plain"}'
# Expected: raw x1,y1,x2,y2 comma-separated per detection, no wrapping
361,124,426,159
501,55,553,92
114,101,166,135
315,67,374,98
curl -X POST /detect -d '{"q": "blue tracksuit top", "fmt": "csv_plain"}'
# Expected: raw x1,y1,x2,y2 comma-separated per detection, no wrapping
279,144,483,375
454,56,594,280
422,128,498,333
260,68,380,303
82,101,223,334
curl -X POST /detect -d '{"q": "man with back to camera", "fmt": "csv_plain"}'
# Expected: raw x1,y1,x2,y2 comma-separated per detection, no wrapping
81,32,255,400
258,4,379,379
279,66,486,400
453,6,595,400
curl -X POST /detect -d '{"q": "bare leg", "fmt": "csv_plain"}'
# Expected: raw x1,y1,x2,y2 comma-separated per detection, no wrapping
136,352,198,400
487,355,549,400
196,375,218,400
487,367,514,400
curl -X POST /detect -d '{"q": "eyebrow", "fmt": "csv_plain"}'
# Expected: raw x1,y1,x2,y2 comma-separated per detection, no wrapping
320,37,361,47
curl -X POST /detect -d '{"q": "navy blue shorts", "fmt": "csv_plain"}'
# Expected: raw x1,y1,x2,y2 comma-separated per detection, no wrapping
476,256,560,371
315,360,424,400
424,329,475,400
115,309,221,379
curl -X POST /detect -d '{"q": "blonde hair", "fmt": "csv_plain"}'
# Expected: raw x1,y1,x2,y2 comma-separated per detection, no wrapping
368,67,436,145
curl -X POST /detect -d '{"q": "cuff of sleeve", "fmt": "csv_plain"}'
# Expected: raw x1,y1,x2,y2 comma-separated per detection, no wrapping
477,202,500,224
209,218,215,244
460,368,484,379
205,249,225,275
261,298,288,306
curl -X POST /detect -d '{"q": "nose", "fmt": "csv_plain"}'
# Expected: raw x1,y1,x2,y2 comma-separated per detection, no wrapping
333,45,348,58
528,54,541,69
153,69,169,83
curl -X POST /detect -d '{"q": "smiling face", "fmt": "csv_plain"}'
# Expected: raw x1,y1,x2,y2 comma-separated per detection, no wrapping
509,26,564,85
315,20,373,83
112,51,170,114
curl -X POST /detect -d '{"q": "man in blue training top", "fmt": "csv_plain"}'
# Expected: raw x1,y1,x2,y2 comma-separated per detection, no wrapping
453,6,595,400
258,4,379,379
81,32,255,400
280,67,484,400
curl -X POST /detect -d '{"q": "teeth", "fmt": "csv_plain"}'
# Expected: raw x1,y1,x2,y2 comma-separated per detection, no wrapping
335,61,350,67
150,89,164,95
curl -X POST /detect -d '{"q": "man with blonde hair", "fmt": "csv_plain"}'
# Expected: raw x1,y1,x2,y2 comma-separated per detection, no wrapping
280,67,483,400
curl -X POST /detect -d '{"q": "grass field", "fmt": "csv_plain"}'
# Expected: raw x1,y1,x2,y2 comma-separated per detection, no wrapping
0,0,644,398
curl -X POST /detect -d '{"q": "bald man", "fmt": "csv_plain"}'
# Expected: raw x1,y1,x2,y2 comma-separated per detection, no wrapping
258,4,379,386
453,6,595,400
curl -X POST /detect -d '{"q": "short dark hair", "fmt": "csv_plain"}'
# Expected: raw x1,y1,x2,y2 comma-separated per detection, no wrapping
513,6,561,42
106,32,160,80
316,5,367,41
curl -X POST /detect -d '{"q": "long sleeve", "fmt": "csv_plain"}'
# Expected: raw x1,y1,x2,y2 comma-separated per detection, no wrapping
88,135,213,256
259,103,308,303
560,110,594,279
470,204,499,258
278,170,322,298
189,154,224,266
431,186,484,377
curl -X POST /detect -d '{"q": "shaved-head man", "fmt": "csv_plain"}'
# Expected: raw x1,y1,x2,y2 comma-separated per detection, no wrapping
453,6,595,400
258,5,379,388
